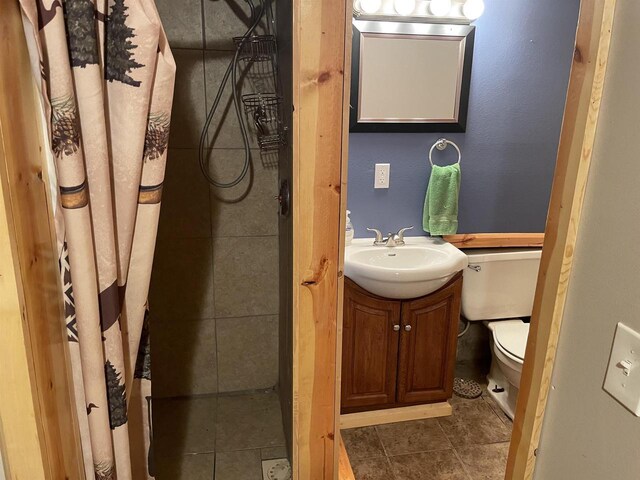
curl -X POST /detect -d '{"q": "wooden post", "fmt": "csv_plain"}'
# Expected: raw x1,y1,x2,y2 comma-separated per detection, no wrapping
292,0,352,477
0,1,83,478
506,0,617,478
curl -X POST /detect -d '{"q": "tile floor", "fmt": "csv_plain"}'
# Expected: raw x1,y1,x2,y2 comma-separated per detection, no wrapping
342,390,512,480
153,390,288,479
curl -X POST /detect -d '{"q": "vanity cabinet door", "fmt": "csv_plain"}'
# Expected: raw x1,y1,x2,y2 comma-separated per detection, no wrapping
341,278,401,413
397,273,462,405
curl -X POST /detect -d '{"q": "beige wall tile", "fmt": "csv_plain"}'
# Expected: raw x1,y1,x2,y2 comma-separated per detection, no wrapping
216,315,278,392
214,449,262,480
155,0,203,49
152,318,217,397
151,0,283,411
155,453,215,480
153,396,217,457
216,392,285,451
149,237,214,320
169,50,206,148
203,0,268,50
158,149,212,239
213,236,278,317
203,51,262,149
208,149,278,237
261,446,287,460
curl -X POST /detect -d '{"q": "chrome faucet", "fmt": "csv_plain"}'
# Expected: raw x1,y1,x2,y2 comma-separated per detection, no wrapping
366,228,386,245
394,226,414,246
366,226,414,247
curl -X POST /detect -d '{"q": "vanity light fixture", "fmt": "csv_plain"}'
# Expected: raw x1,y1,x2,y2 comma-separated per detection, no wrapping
359,0,382,14
462,0,485,20
394,0,416,15
429,0,452,16
352,0,484,22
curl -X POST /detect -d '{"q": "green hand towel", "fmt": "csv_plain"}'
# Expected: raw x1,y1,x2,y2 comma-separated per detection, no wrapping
423,163,461,235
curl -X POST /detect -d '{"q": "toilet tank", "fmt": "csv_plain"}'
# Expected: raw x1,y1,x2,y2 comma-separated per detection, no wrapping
461,248,542,321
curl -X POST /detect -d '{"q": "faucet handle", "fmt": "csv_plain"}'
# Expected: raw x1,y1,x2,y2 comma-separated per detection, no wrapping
366,227,384,245
396,226,414,245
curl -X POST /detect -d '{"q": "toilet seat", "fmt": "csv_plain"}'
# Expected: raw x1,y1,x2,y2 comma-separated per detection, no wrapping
489,320,529,364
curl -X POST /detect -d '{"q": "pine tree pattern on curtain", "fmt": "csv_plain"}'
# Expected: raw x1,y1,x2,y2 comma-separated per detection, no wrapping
19,1,175,478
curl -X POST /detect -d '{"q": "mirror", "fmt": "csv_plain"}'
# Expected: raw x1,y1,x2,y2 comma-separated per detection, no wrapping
350,20,475,132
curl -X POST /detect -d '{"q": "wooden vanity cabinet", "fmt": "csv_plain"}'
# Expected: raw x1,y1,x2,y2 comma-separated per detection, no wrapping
397,276,462,404
341,272,462,414
341,280,401,411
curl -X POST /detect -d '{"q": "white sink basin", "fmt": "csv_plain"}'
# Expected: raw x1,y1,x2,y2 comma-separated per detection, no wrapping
344,237,468,299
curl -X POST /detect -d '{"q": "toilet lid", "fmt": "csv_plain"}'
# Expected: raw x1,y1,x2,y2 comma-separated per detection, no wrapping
493,320,530,360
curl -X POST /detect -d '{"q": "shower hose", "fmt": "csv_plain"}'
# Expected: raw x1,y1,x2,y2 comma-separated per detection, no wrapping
198,0,266,188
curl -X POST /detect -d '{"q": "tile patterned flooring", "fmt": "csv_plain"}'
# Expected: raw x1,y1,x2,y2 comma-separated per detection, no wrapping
342,390,513,480
153,388,510,479
153,390,287,479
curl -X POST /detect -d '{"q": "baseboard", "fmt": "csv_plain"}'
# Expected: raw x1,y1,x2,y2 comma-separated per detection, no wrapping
339,401,452,429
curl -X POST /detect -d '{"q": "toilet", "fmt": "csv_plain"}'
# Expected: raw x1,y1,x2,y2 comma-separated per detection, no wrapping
461,248,542,419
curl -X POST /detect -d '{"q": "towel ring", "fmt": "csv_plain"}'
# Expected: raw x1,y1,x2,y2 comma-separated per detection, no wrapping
429,138,461,166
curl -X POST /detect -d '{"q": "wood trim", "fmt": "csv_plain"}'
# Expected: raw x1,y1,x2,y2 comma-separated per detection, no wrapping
338,435,355,480
335,3,355,476
0,153,46,480
506,0,617,478
339,402,452,429
292,0,351,477
443,233,544,249
0,2,83,479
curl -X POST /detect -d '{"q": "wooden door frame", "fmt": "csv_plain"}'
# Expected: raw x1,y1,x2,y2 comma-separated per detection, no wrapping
321,0,617,479
0,0,617,478
506,0,616,477
0,1,84,479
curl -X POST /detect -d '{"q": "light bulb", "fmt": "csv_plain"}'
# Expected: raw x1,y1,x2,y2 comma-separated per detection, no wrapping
463,0,485,20
394,0,416,15
359,0,382,14
429,0,451,16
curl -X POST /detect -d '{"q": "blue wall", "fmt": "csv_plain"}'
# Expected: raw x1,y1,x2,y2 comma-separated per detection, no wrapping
347,0,580,237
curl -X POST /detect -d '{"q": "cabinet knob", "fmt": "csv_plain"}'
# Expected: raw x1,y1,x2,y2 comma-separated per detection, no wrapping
393,324,400,331
404,325,412,332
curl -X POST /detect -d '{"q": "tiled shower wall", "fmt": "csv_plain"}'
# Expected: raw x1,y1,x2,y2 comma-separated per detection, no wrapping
149,0,279,398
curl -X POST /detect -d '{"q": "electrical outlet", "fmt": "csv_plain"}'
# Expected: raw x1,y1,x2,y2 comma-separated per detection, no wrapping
604,322,640,416
374,163,390,189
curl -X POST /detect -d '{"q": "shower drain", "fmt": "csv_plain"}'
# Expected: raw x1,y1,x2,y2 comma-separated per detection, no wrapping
262,458,292,480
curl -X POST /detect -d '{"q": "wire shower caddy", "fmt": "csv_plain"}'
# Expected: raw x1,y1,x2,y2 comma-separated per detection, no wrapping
234,34,285,154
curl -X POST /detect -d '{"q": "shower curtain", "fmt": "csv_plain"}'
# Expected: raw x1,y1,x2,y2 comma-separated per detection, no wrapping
19,0,175,478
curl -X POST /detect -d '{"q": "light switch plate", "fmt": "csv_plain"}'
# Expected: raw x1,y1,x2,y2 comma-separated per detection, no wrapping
374,163,390,189
603,322,640,416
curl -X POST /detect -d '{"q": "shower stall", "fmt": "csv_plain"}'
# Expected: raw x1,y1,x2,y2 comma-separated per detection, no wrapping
149,0,292,478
